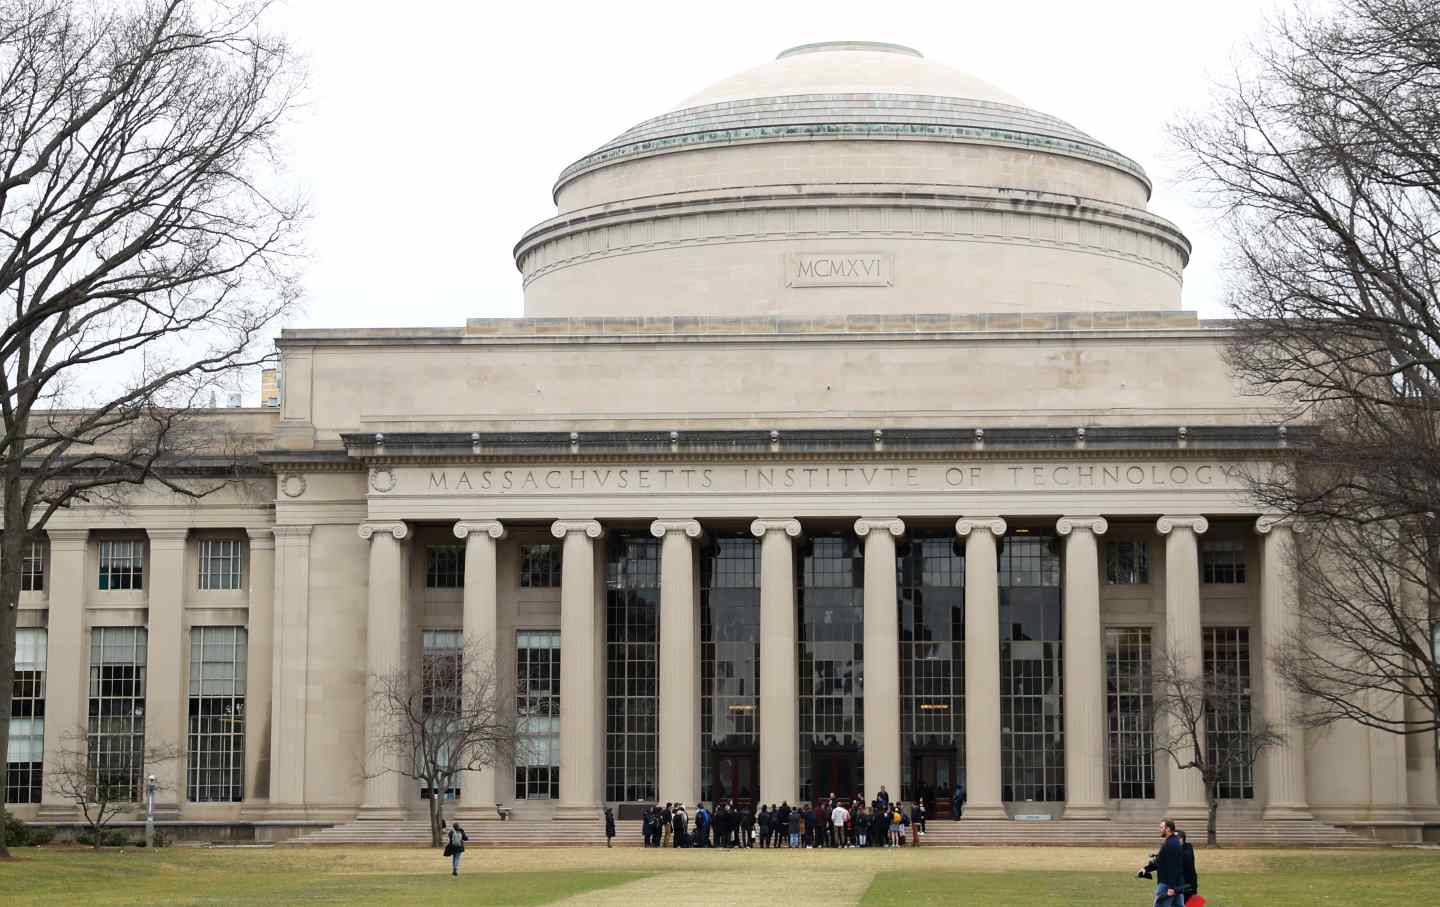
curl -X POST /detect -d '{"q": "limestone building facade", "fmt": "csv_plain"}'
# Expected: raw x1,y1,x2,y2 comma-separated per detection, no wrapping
8,41,1438,841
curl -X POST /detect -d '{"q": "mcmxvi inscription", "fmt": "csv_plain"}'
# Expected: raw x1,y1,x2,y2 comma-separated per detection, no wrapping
787,252,892,287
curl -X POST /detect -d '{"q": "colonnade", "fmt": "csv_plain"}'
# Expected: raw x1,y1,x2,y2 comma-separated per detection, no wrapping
355,513,1310,821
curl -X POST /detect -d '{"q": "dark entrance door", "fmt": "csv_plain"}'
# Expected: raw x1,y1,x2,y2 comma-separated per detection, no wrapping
912,751,957,817
713,750,757,806
811,749,859,800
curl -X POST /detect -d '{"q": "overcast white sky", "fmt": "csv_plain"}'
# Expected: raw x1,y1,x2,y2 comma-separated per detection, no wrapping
273,0,1290,332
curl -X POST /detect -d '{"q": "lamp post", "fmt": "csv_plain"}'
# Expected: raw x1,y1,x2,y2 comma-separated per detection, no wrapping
145,774,156,849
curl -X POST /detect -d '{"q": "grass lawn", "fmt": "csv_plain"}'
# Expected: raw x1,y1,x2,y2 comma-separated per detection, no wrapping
0,844,1434,905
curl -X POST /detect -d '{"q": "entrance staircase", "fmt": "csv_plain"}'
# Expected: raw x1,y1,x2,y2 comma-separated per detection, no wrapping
286,815,1373,848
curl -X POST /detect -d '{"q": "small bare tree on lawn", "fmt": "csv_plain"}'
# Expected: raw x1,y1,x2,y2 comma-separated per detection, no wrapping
1151,647,1284,846
46,729,177,849
366,640,521,847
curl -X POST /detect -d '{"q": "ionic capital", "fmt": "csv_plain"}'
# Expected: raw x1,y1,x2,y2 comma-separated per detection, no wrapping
1157,515,1208,536
1255,514,1305,536
650,519,702,539
358,521,409,541
272,524,313,542
955,517,1007,537
1056,516,1108,536
454,520,506,541
854,517,905,538
550,519,602,540
749,518,801,538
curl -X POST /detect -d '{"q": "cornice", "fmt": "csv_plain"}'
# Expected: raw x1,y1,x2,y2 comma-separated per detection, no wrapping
650,519,702,539
1056,516,1109,536
550,519,602,539
750,518,802,538
956,517,1007,537
854,517,905,537
454,520,507,540
1157,515,1210,535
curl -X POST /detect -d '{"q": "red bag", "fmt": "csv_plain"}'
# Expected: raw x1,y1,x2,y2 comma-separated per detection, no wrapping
1185,897,1206,907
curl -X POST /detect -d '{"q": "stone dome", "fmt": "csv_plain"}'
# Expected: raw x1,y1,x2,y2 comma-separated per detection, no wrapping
515,43,1190,318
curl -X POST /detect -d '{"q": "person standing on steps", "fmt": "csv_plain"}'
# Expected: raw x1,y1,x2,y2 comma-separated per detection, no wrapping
443,820,468,876
604,807,616,848
952,782,965,820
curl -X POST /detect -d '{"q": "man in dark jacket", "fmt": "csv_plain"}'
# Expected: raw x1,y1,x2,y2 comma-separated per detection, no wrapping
1152,819,1186,907
952,782,965,820
695,803,710,848
758,805,772,848
604,807,616,848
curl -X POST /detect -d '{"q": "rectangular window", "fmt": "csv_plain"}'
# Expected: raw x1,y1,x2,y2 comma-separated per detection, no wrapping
1201,540,1247,585
197,539,244,591
1104,540,1149,585
1104,627,1154,800
898,535,965,806
605,534,659,803
999,535,1064,803
422,629,463,716
20,540,45,592
797,535,865,804
98,539,144,591
88,627,147,801
515,630,560,801
187,627,246,802
7,628,47,804
700,535,760,803
425,546,465,589
1204,626,1254,799
519,544,562,588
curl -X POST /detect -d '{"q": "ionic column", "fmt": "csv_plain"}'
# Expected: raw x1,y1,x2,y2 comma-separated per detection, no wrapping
751,518,801,804
552,519,602,819
1057,516,1109,819
455,520,506,817
652,519,702,805
856,517,904,802
37,529,88,818
359,521,409,818
268,525,312,815
1255,516,1311,819
145,528,188,817
242,528,276,808
957,516,1008,819
1158,515,1209,819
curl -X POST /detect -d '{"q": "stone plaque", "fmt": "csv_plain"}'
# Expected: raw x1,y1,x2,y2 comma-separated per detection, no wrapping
786,252,892,287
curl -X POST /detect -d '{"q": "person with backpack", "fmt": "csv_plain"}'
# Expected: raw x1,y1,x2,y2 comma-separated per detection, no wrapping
443,821,468,876
1177,829,1200,903
604,807,616,848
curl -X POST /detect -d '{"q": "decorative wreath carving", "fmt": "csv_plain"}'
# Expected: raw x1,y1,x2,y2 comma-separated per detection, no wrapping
370,467,397,494
279,474,307,499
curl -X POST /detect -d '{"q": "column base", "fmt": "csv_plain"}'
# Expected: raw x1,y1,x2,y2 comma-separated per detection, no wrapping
553,803,603,822
354,805,408,822
962,802,1010,820
1062,804,1111,820
1261,803,1313,821
455,803,502,821
264,803,311,820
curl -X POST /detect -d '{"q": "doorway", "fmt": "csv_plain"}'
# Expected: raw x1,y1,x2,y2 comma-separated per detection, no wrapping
713,749,757,806
912,751,957,817
811,748,860,800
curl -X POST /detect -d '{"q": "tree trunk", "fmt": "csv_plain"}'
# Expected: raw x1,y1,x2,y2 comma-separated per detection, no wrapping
1206,795,1219,847
0,477,31,861
429,792,444,848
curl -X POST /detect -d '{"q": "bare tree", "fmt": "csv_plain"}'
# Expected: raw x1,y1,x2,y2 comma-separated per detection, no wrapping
44,728,177,849
1172,0,1440,735
366,640,522,847
1150,647,1285,846
0,0,304,858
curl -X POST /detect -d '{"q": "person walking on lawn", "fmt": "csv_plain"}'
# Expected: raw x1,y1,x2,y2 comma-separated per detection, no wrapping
1153,819,1186,907
443,821,468,876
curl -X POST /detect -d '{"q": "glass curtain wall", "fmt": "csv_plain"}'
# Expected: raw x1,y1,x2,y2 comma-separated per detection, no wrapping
515,630,561,800
605,532,659,803
187,627,246,802
88,627,147,801
797,535,864,803
1104,627,1155,800
1204,626,1255,799
898,535,965,813
700,535,761,804
998,535,1065,803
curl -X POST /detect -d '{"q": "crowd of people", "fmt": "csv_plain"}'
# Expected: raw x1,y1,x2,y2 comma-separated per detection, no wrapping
636,786,930,849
